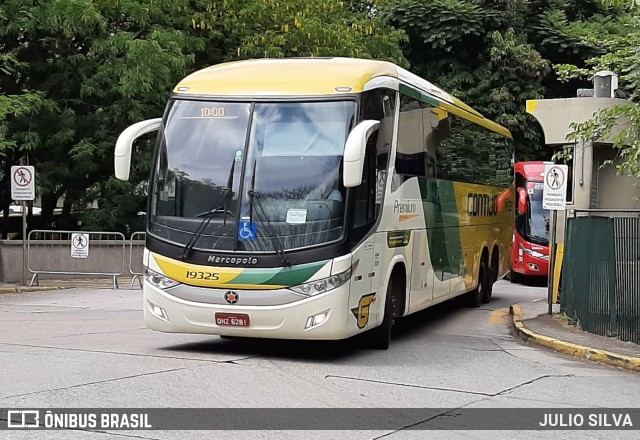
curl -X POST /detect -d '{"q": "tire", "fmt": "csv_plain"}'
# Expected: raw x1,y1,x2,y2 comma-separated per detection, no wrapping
491,252,500,283
467,259,489,307
481,259,493,304
369,279,394,350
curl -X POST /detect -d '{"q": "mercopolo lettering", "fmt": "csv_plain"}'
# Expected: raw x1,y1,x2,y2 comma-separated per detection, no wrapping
208,256,258,265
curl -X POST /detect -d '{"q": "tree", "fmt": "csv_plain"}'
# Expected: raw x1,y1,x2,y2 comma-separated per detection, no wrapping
191,0,406,63
0,1,209,233
0,46,51,237
381,0,625,161
0,0,407,234
556,2,640,184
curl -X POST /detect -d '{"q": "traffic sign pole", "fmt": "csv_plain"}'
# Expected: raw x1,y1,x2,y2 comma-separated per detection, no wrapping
22,201,27,286
547,210,557,315
542,164,569,315
11,165,36,285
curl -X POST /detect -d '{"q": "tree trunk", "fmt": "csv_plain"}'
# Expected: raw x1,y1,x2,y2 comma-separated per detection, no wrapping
39,193,59,230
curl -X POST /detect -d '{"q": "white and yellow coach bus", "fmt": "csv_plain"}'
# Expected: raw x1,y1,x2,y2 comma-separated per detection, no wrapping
115,58,514,349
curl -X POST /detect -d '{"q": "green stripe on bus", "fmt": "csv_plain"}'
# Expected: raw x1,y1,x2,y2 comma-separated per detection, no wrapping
418,178,464,280
399,83,441,107
232,261,327,287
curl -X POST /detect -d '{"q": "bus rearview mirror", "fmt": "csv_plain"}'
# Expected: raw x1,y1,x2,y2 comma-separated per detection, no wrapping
114,118,162,181
517,188,527,214
343,120,380,188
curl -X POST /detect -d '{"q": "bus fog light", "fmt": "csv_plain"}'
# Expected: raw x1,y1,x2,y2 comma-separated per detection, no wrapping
527,263,539,271
147,301,169,321
305,310,330,329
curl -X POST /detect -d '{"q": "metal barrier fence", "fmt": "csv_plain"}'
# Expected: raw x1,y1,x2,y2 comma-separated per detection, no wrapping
561,209,640,344
129,231,146,288
27,230,126,289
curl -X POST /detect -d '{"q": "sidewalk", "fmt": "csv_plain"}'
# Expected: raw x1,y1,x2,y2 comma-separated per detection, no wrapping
0,276,141,293
511,301,640,373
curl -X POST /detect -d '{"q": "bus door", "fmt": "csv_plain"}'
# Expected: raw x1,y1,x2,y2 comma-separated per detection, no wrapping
348,146,380,330
409,229,434,310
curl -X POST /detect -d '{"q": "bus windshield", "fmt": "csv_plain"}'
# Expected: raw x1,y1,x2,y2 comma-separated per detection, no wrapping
149,99,355,252
526,182,550,246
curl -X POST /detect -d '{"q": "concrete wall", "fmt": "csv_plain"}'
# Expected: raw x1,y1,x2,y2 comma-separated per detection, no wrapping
526,97,639,245
592,146,640,210
526,95,638,300
526,97,628,145
0,240,144,283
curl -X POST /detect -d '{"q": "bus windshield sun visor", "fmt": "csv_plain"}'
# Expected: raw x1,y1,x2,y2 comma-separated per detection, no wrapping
247,160,292,267
180,159,236,260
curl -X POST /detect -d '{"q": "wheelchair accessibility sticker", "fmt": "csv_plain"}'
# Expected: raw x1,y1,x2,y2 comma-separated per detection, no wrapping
238,221,257,241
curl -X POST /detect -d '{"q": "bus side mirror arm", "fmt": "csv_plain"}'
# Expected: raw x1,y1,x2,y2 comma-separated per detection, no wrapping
114,118,162,181
343,120,380,188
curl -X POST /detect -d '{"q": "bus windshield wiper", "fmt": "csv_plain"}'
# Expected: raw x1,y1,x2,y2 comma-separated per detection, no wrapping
181,160,236,260
181,188,230,260
247,160,292,267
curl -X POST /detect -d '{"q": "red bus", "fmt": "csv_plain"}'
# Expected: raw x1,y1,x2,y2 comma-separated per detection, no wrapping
511,161,550,282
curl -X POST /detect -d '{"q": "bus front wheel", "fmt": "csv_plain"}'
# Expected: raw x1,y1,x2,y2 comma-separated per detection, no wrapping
369,280,394,350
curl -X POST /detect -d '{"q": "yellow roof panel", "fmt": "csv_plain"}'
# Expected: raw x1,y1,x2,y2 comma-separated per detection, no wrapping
173,58,398,96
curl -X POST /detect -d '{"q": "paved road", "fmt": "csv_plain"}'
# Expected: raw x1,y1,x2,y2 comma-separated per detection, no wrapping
1,280,638,439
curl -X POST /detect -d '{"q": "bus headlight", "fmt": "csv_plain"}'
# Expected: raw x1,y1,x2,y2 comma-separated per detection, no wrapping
290,268,352,297
521,247,549,260
144,268,180,289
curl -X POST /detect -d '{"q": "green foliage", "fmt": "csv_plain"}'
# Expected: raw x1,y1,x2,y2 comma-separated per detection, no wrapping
567,104,640,180
383,0,542,160
2,0,633,231
0,0,407,233
556,2,639,188
1,0,207,233
190,0,407,63
382,0,626,162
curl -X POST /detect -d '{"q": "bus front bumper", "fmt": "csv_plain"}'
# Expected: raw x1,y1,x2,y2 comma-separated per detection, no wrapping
143,282,357,340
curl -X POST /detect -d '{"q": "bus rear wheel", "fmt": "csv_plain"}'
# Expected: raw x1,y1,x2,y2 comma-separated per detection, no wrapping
467,258,491,307
369,280,394,350
480,258,498,304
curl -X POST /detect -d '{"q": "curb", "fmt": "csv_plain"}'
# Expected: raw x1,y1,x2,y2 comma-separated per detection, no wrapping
510,304,640,374
0,286,67,294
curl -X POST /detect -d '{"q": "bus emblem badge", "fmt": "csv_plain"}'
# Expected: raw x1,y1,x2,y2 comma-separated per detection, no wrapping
351,293,376,329
224,291,239,304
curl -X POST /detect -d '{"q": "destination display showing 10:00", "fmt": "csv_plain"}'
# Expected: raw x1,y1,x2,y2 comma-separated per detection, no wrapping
200,107,226,117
